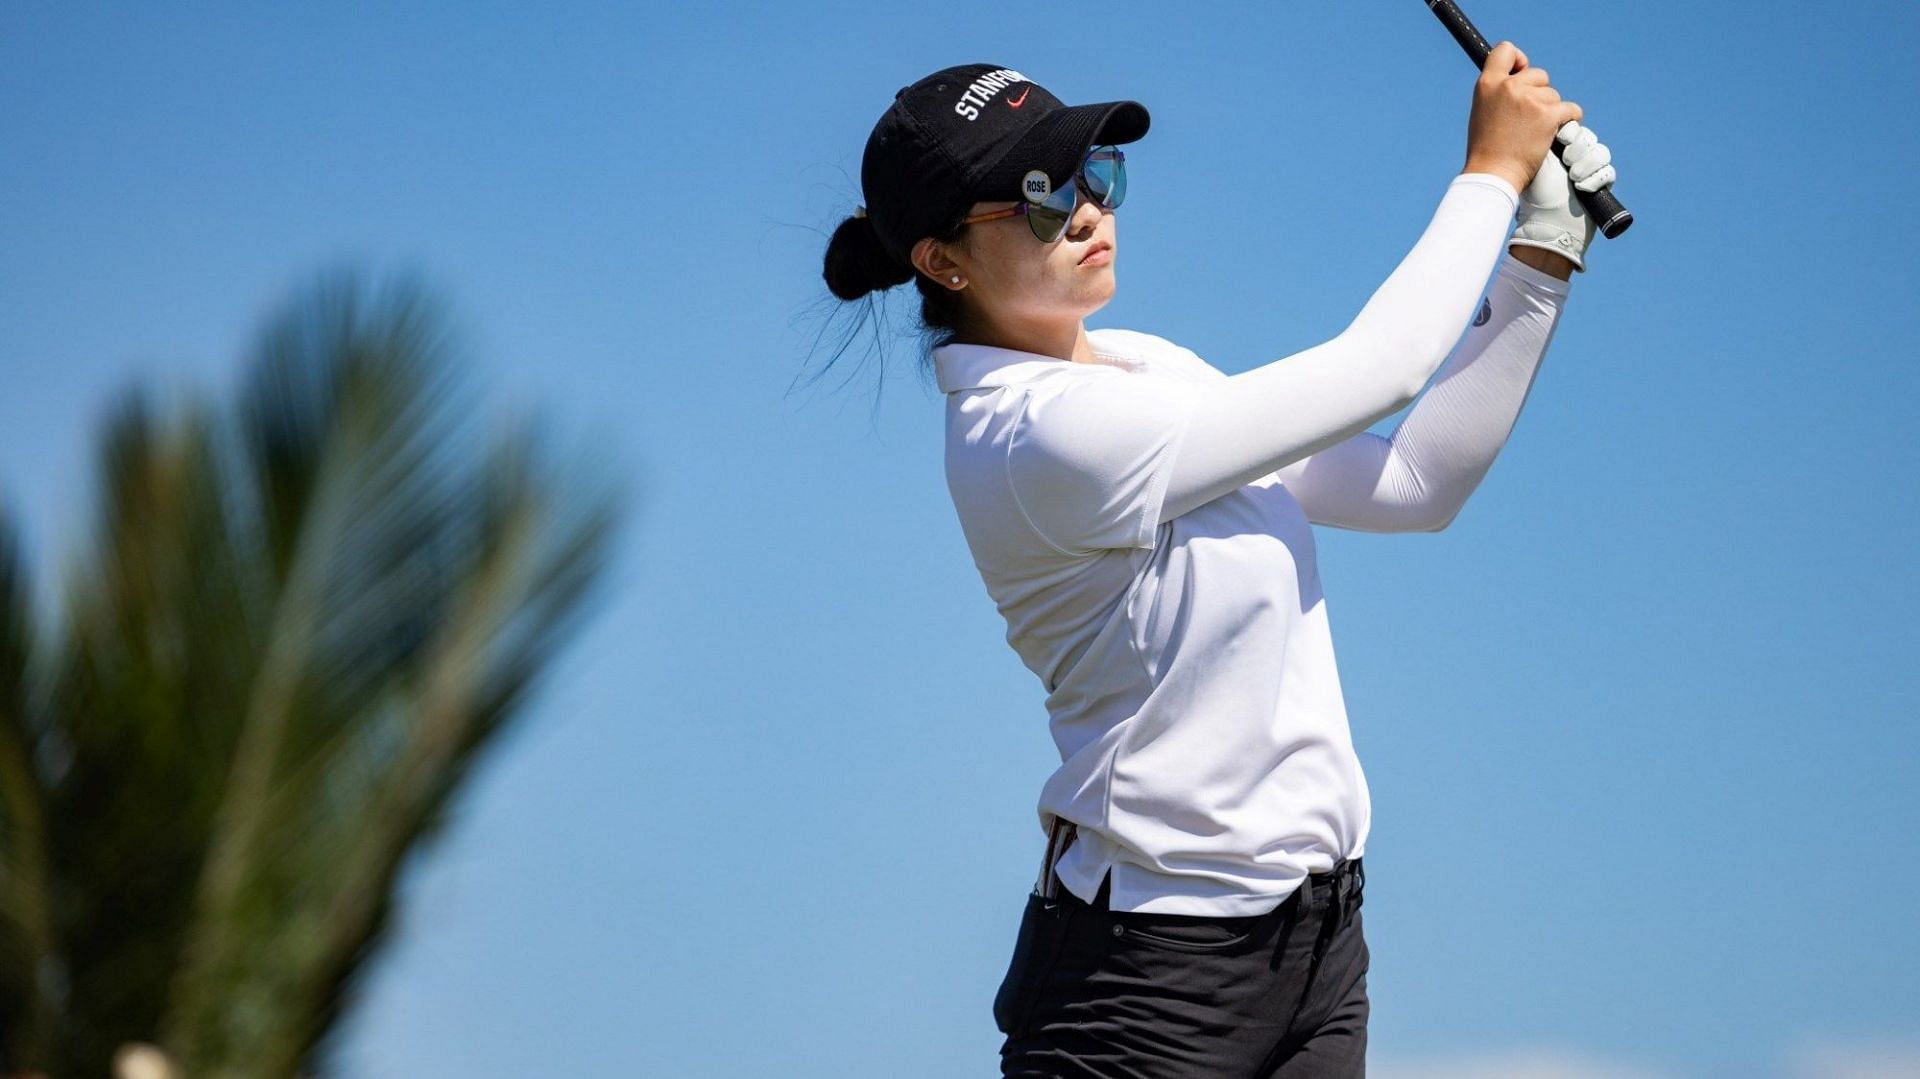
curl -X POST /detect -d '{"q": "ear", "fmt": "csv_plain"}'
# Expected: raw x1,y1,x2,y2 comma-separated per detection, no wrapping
912,236,966,290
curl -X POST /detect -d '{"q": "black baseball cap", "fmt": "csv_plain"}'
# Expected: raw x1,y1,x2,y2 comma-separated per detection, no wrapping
859,63,1150,269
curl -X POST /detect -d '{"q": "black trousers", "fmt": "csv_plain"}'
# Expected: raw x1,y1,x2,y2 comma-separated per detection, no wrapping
994,858,1369,1078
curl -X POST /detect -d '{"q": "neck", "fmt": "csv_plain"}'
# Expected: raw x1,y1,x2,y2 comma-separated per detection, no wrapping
956,318,1095,364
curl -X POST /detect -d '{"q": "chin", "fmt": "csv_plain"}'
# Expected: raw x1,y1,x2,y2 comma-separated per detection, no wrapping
1077,290,1115,317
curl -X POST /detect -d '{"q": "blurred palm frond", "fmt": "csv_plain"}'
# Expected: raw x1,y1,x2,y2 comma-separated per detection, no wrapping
0,270,625,1078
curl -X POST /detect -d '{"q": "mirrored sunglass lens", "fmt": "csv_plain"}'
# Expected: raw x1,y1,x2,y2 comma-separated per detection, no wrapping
1083,146,1125,208
1027,182,1077,242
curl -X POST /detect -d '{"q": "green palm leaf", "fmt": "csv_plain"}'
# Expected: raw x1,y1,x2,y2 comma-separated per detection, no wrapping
0,270,625,1077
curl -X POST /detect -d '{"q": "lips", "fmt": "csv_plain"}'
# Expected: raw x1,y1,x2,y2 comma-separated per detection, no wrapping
1079,241,1113,265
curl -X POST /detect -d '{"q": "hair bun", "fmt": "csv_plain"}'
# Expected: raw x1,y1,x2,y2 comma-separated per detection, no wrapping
823,210,914,301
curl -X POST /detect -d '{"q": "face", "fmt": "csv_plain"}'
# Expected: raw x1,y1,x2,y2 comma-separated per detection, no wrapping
911,179,1117,339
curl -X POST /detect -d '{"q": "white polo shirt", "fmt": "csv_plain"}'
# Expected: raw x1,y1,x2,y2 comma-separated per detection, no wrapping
933,173,1567,916
938,327,1369,917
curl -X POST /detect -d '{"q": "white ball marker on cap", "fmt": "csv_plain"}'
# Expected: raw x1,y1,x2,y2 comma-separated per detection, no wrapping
1021,169,1053,203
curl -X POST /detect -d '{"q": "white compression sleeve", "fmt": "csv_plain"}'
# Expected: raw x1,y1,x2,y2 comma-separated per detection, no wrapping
1159,172,1521,523
1270,252,1571,532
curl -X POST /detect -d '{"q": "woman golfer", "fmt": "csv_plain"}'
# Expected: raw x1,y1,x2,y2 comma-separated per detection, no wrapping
821,42,1616,1078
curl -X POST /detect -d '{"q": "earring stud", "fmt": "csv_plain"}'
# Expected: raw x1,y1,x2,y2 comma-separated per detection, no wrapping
950,275,961,284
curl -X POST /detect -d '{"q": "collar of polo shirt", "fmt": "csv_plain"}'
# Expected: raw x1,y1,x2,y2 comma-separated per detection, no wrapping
932,329,1152,394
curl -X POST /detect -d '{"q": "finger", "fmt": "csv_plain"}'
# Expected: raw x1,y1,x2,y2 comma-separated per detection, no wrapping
1573,162,1617,193
1483,40,1519,79
1567,143,1613,184
1556,100,1584,125
1558,123,1598,160
1512,66,1549,86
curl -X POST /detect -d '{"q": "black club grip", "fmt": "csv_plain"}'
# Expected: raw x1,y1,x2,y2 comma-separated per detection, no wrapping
1423,0,1633,238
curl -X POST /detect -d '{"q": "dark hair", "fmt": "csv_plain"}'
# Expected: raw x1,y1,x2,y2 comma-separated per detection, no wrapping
830,206,975,330
790,204,977,409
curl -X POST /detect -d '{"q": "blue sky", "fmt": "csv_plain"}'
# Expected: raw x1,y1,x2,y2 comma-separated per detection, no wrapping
3,3,1916,1077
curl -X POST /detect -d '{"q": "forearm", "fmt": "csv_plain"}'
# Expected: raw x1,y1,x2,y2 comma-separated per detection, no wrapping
1338,172,1525,373
1376,251,1570,528
1272,252,1568,531
1159,172,1521,522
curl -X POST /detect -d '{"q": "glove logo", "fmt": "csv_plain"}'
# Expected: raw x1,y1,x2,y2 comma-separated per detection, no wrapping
1473,297,1491,327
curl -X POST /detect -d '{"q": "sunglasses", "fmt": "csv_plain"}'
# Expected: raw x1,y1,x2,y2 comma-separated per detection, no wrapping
960,144,1127,243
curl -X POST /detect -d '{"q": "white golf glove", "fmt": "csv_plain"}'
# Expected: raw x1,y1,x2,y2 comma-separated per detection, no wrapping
1509,120,1618,273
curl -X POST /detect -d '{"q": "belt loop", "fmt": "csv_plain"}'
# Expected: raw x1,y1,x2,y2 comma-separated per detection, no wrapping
1338,857,1363,928
1036,816,1074,900
1314,859,1357,957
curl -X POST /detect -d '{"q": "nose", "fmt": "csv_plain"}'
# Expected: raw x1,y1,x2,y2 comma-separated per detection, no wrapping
1068,181,1108,239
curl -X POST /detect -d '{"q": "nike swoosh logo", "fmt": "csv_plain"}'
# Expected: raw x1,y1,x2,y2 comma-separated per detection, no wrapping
1007,87,1031,108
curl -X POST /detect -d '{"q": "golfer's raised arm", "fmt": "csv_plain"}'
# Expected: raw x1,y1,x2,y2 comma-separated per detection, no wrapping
1272,251,1572,532
1000,42,1587,554
1153,39,1582,524
1156,170,1519,522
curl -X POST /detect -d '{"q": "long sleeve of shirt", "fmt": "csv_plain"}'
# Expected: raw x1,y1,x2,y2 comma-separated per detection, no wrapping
1270,251,1571,532
1152,171,1527,523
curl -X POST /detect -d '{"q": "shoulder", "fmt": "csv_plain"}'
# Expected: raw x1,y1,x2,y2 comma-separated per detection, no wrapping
1087,327,1227,382
1014,363,1201,473
1086,326,1169,361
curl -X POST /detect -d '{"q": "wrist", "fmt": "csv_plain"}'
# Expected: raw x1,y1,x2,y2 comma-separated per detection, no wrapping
1463,158,1530,198
1506,242,1576,280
